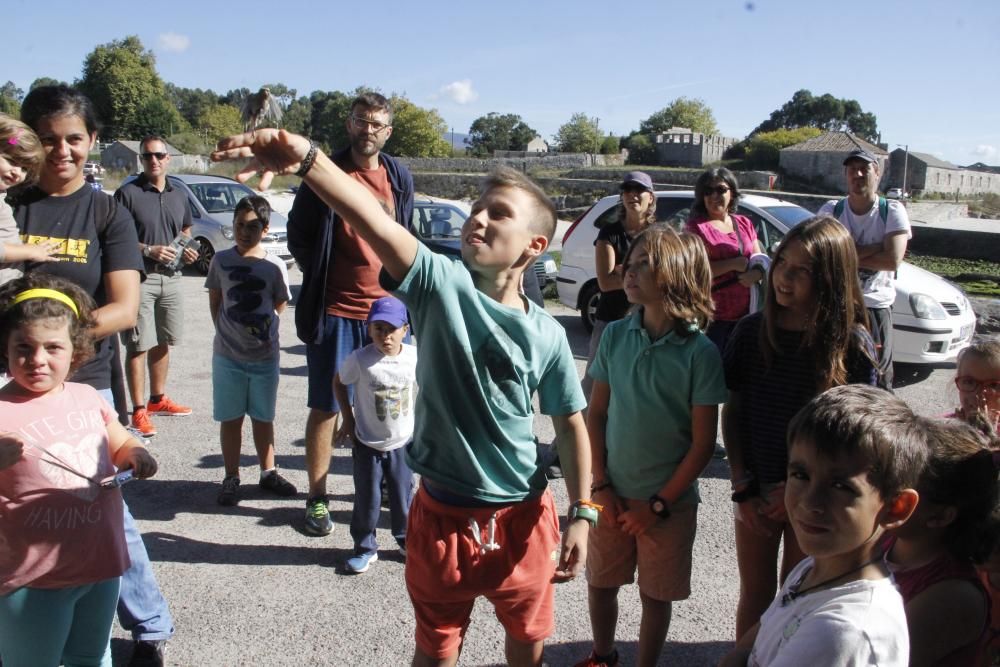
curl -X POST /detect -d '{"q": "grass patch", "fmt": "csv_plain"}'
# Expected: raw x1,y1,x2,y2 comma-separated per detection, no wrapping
907,254,1000,297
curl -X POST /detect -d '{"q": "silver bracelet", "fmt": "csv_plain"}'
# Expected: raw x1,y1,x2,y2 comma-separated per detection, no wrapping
295,141,319,178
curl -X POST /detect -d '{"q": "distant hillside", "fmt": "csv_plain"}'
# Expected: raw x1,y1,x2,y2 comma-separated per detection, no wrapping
442,131,470,152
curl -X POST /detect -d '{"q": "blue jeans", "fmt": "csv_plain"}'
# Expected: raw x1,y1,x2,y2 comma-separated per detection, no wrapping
351,443,414,555
97,388,175,641
0,577,120,667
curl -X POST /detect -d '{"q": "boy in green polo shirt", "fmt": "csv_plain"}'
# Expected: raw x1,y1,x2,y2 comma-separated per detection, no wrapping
579,225,727,667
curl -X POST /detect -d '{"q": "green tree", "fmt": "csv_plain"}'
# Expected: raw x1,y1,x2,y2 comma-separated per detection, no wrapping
743,127,823,169
639,97,718,135
465,112,537,157
554,113,601,153
30,77,66,91
282,96,312,136
751,89,879,142
77,36,165,138
384,96,450,157
165,83,220,128
625,133,657,165
599,135,621,155
198,104,243,143
0,81,22,116
307,89,354,153
132,96,189,139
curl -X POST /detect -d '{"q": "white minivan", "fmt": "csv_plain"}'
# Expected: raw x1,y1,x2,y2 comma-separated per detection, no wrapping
556,191,976,365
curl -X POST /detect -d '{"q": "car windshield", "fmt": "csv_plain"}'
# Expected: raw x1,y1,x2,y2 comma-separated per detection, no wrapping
758,205,814,230
412,204,466,239
188,182,254,213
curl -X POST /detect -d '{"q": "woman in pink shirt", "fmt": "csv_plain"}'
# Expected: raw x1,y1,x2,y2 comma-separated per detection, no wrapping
685,168,765,353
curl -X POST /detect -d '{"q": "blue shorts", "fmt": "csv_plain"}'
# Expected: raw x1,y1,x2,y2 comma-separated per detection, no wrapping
306,314,370,413
212,354,279,422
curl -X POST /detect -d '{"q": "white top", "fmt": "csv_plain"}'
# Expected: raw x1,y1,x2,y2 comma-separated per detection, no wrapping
339,342,418,451
749,557,909,667
819,198,911,309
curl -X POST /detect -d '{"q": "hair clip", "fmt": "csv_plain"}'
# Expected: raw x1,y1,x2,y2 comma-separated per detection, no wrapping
7,128,21,145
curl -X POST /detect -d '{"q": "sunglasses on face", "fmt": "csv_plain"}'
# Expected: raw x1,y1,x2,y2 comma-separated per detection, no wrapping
141,152,168,161
705,186,730,196
351,116,390,133
955,376,1000,394
621,185,649,194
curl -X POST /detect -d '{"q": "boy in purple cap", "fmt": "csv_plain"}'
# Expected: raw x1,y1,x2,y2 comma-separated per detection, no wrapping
333,295,417,573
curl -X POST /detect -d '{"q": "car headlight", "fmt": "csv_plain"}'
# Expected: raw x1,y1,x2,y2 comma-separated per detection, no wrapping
909,293,947,320
221,225,234,240
544,259,557,275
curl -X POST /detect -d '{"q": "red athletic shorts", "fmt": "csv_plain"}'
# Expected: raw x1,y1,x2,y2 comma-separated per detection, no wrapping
404,484,561,658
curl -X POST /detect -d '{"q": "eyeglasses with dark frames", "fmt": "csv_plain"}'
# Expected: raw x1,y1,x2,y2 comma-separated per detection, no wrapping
141,152,168,161
350,116,391,133
955,376,1000,394
705,186,731,196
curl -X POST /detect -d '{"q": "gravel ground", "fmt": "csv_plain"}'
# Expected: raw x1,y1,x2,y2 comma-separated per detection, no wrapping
111,266,957,666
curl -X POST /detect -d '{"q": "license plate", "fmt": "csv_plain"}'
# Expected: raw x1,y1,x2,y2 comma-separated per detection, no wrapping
960,323,974,340
265,244,288,256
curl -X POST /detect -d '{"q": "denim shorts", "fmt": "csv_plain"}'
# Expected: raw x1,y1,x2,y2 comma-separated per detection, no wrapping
212,354,279,422
305,314,370,413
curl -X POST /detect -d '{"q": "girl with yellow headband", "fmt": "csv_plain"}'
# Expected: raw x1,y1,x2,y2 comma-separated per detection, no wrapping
0,272,158,667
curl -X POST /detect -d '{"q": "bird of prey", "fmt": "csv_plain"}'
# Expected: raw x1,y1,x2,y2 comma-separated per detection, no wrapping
241,87,283,137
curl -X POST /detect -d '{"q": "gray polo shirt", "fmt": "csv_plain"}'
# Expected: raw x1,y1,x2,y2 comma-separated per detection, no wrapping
114,174,192,272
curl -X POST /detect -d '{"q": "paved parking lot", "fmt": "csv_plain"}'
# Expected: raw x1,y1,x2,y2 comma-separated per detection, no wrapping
111,266,958,666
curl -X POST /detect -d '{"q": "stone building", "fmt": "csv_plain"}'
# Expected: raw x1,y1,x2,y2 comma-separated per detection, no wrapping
652,127,736,168
887,149,1000,196
101,140,209,174
779,131,888,192
526,136,549,154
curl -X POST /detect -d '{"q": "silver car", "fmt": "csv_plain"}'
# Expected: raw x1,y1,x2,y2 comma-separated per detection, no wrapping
124,174,294,275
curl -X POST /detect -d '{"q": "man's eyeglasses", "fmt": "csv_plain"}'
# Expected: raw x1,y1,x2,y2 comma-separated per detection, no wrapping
955,376,1000,394
141,152,168,161
705,186,731,196
350,116,390,133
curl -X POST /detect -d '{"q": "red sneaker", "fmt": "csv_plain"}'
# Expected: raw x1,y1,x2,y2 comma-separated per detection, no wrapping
131,408,158,437
146,396,192,416
573,650,619,667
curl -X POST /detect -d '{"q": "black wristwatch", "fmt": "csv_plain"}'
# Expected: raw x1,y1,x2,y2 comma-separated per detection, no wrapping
649,494,671,519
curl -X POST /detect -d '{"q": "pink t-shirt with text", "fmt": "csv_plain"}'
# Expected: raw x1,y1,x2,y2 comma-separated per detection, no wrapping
0,383,129,593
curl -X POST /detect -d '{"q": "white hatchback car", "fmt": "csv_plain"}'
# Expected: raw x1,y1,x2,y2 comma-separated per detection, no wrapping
556,191,976,365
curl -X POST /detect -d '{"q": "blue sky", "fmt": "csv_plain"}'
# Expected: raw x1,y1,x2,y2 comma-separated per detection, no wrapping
10,0,1000,165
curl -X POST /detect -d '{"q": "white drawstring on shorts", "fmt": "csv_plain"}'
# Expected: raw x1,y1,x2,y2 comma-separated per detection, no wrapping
468,514,500,555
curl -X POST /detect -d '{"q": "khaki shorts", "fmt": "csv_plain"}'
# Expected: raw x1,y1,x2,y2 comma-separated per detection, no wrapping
121,273,183,353
586,498,697,602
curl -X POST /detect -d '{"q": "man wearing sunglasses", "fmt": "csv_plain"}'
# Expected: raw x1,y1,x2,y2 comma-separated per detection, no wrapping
288,92,415,537
115,135,199,438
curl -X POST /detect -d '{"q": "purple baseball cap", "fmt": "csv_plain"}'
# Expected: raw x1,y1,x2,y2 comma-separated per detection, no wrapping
367,296,408,328
621,171,654,192
843,148,878,165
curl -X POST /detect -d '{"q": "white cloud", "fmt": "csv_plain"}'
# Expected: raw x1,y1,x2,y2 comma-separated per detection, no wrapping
974,144,997,160
157,32,191,53
440,79,478,105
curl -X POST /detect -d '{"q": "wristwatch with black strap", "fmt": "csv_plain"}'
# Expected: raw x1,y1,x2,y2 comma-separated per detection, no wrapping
648,494,671,519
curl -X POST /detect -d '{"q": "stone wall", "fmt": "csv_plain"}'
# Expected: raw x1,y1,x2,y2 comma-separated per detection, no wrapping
398,153,624,173
779,150,889,192
561,168,777,190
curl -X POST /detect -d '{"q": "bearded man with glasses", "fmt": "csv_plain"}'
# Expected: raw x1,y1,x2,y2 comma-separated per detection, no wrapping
288,92,415,537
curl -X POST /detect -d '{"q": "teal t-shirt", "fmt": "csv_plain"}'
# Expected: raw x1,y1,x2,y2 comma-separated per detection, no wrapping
588,309,728,503
388,244,587,502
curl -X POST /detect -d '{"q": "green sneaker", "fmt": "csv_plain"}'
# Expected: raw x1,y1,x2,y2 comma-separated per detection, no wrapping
304,496,333,536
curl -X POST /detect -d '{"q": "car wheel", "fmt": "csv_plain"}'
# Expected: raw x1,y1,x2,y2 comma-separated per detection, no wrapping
578,281,600,334
194,238,214,275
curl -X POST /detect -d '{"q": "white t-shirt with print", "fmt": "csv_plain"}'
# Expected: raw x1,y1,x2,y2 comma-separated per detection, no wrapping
749,556,908,667
339,342,417,451
819,198,911,310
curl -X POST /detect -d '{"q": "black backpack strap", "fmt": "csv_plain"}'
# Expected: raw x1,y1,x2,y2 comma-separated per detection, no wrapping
91,191,116,241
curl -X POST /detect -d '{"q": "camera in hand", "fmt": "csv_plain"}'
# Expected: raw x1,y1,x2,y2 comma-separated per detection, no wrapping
163,234,201,271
